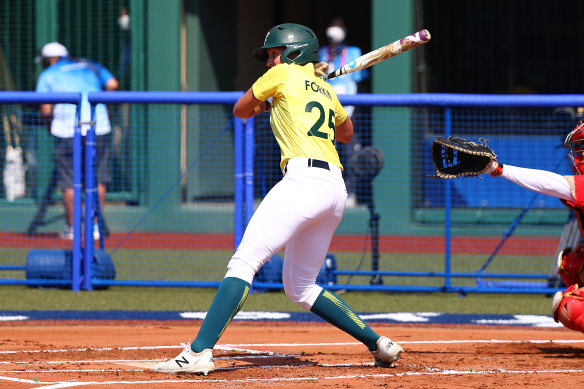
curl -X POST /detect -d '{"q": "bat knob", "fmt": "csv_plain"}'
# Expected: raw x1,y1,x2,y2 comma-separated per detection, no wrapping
420,29,431,41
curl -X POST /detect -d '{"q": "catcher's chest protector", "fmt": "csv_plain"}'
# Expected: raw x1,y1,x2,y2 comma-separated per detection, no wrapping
553,284,584,333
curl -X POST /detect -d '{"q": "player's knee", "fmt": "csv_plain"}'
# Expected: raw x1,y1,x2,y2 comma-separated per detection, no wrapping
558,244,584,286
225,256,257,285
553,284,584,333
283,280,321,310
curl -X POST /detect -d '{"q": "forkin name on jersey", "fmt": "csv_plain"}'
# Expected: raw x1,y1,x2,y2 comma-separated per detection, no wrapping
305,80,332,101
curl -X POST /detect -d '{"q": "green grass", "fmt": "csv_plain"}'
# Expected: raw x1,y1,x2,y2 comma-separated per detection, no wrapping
0,285,555,315
0,246,557,315
2,247,554,284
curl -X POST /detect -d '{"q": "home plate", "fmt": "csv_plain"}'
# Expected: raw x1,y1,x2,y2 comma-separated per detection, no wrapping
114,361,156,369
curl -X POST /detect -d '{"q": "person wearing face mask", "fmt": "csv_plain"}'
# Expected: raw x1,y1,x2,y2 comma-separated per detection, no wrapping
319,17,369,207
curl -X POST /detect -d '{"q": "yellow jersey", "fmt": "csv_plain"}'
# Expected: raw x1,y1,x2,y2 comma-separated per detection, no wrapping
252,63,348,171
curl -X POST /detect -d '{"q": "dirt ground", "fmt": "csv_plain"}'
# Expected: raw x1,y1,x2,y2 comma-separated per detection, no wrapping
2,320,584,388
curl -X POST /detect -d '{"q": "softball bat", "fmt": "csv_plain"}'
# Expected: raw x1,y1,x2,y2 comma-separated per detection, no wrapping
324,29,431,80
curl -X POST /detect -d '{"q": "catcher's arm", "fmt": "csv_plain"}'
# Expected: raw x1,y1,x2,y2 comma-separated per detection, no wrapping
497,164,575,201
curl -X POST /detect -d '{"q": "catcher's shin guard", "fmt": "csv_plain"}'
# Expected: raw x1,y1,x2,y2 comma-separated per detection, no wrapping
557,244,584,287
552,284,584,333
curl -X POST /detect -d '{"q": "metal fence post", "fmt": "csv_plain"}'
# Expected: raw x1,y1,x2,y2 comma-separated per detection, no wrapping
234,117,244,248
443,107,452,290
72,101,83,291
82,105,96,291
244,117,255,226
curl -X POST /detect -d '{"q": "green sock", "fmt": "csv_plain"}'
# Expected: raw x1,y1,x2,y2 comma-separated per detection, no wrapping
191,277,250,353
310,289,379,351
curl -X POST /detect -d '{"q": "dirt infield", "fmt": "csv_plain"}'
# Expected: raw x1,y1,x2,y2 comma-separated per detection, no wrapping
1,321,584,388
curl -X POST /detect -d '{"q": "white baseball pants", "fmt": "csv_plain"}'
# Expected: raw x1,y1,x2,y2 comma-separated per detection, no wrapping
225,157,347,309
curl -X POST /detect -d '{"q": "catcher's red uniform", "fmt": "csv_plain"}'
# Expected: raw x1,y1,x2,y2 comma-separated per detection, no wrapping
558,175,584,287
553,284,584,333
494,123,584,334
554,176,584,333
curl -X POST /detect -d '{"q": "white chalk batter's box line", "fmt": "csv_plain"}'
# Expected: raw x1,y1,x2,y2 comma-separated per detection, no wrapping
2,340,584,388
3,368,584,388
2,339,584,355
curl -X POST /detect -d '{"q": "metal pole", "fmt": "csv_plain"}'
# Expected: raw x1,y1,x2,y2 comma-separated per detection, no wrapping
233,117,244,248
72,102,83,291
444,108,452,289
244,117,255,226
82,105,97,291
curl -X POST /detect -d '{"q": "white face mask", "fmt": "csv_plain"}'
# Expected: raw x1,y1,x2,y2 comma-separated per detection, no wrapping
118,14,130,31
326,26,346,43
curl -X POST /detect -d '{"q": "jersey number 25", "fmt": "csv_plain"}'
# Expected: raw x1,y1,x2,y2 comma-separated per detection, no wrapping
305,101,335,144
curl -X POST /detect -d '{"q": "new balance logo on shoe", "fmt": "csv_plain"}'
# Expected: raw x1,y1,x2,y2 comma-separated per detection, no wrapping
175,356,190,367
152,342,215,375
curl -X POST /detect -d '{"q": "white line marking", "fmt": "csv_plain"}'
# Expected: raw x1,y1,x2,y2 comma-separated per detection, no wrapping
0,359,156,365
2,339,584,355
2,369,143,374
399,339,584,344
220,339,584,347
19,368,584,388
32,383,88,389
0,315,28,321
0,346,178,354
0,375,45,383
180,311,292,320
0,343,583,388
0,353,300,365
5,362,584,376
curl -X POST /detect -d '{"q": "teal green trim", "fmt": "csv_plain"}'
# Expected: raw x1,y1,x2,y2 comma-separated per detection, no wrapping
145,0,182,208
146,0,181,91
35,0,58,53
129,0,145,91
371,0,414,235
191,277,250,352
34,0,58,202
414,208,570,226
311,289,379,350
183,2,236,200
371,0,413,94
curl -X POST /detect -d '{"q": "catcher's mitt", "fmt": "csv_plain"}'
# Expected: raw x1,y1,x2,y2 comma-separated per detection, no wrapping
431,136,497,178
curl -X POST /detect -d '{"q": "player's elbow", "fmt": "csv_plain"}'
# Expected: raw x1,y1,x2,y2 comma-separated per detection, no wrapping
232,105,249,119
338,127,353,143
233,104,249,119
233,87,260,119
335,117,353,143
105,78,119,91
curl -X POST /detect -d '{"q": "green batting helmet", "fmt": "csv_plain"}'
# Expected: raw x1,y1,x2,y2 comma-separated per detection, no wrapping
253,23,319,65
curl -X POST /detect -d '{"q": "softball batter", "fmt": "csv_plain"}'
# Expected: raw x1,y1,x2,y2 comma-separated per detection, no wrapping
153,23,403,375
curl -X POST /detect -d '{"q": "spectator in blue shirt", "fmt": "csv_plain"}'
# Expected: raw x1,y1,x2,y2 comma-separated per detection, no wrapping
35,42,118,240
319,17,369,207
